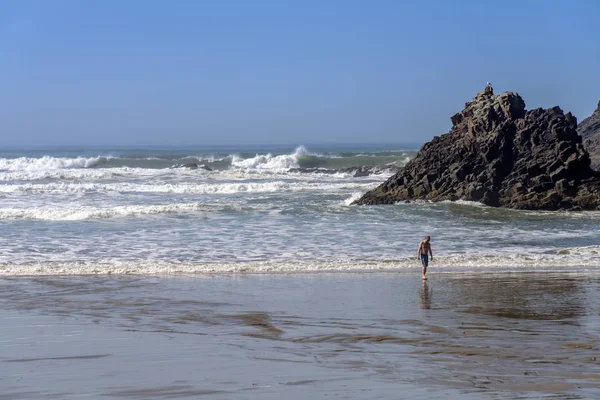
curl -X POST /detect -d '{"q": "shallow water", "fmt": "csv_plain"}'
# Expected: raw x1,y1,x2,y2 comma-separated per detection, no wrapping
2,145,600,398
1,272,598,399
2,145,600,275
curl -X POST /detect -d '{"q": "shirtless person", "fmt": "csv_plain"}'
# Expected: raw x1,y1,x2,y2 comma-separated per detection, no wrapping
417,236,433,280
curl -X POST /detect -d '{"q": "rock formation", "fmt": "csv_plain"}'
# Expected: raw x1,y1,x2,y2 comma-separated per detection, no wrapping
353,86,600,210
578,100,600,171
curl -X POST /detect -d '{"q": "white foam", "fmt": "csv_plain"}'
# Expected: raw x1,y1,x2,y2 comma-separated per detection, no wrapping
0,156,106,171
0,203,209,221
231,146,310,171
344,192,364,206
399,156,412,165
440,199,488,208
0,166,218,182
0,180,375,196
2,248,600,276
0,169,114,182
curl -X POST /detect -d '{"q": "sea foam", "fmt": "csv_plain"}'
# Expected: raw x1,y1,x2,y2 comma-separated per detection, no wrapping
0,156,106,171
0,181,376,196
231,146,311,171
2,248,600,276
0,203,210,221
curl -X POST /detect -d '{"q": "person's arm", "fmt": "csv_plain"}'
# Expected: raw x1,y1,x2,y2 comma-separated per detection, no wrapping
417,242,422,258
429,246,433,259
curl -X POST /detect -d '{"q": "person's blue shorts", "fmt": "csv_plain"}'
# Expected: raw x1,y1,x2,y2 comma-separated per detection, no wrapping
420,254,429,267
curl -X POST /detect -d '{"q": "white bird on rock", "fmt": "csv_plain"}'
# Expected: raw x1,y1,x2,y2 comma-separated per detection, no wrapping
486,81,492,87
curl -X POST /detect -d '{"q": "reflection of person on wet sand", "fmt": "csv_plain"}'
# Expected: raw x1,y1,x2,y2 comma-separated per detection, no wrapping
417,236,433,280
418,281,432,309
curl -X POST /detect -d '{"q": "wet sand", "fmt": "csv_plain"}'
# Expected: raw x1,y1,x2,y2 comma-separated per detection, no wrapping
1,272,599,399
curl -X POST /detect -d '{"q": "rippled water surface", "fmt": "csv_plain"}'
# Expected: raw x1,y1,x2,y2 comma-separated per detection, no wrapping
1,272,599,399
1,145,600,275
2,145,600,397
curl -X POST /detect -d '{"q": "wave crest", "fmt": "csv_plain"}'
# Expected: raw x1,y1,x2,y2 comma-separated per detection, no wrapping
0,156,106,171
231,145,310,170
2,248,600,276
0,181,376,196
0,203,209,221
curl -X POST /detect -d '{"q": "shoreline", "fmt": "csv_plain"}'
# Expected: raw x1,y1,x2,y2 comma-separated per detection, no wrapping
1,264,600,277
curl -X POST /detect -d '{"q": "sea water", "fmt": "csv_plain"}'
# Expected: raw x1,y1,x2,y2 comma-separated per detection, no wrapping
1,273,599,399
1,144,599,276
2,145,600,399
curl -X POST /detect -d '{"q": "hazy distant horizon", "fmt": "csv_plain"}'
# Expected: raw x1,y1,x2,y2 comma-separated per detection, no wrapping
1,141,425,151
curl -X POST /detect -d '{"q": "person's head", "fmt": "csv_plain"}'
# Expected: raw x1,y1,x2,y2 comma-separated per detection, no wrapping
424,236,430,242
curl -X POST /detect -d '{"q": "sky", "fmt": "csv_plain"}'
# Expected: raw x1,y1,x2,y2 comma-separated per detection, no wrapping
1,0,599,147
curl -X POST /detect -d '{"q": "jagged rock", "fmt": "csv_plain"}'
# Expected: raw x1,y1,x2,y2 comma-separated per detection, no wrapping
353,86,600,210
578,100,600,171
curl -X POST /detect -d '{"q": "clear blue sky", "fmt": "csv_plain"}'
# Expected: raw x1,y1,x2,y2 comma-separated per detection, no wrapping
1,0,599,146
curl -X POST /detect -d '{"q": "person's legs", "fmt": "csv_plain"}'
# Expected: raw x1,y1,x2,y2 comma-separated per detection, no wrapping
420,254,428,280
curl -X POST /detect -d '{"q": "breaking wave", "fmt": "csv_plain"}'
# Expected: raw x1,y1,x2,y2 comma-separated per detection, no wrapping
231,146,310,170
2,247,600,276
0,146,415,175
0,156,106,171
0,181,376,196
0,203,210,221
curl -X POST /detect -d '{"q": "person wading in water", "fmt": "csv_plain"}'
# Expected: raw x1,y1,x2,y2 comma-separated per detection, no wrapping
417,236,433,280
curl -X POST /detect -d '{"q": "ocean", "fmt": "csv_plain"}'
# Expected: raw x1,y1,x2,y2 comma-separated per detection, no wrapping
0,144,599,275
1,144,599,399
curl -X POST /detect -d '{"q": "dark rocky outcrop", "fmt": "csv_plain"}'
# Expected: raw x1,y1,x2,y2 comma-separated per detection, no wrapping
353,86,600,210
578,100,600,171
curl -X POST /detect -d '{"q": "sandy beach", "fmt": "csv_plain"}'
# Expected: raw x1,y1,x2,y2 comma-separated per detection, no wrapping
1,271,599,399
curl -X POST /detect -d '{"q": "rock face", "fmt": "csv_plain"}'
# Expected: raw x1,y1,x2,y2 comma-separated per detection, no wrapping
578,101,600,171
353,86,600,210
